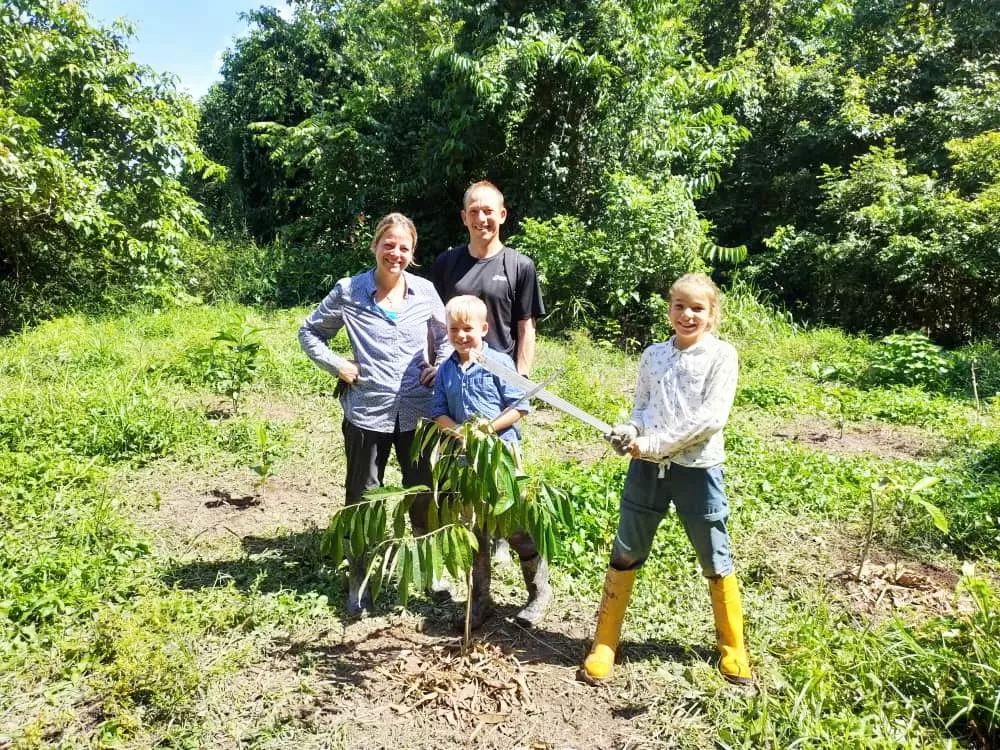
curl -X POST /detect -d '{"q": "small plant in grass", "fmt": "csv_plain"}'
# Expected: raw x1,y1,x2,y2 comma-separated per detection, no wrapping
186,317,267,414
320,420,573,648
858,475,948,579
249,422,278,490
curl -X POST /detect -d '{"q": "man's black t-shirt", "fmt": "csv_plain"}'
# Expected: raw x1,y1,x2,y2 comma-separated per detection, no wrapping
432,245,545,358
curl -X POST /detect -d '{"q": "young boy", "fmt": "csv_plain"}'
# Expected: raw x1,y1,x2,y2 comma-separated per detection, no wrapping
430,295,552,628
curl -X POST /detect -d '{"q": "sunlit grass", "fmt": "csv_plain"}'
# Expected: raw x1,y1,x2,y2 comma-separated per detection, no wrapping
0,298,998,747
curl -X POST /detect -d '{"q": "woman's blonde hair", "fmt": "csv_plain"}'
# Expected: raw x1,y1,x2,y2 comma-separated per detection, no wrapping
670,273,722,331
371,212,418,253
445,294,488,324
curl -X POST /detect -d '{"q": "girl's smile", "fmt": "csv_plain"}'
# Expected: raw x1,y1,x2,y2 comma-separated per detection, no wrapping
669,287,713,349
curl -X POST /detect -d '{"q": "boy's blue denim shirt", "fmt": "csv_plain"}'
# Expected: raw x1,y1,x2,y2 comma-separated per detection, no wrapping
430,344,530,443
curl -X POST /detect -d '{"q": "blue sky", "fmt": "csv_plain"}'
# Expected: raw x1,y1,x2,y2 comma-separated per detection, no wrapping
85,0,292,100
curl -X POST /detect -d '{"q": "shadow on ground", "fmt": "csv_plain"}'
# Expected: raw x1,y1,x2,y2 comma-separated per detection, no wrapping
163,528,714,674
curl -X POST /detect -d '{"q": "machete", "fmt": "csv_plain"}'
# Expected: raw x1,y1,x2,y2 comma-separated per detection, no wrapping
472,350,613,435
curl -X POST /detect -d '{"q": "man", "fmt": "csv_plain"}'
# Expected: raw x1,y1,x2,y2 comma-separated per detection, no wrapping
432,181,545,377
432,180,547,565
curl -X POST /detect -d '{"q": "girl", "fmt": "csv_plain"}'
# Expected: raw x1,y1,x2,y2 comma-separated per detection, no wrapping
299,213,451,615
582,273,752,685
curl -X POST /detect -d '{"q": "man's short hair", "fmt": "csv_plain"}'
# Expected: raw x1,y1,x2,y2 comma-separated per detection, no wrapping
463,180,504,208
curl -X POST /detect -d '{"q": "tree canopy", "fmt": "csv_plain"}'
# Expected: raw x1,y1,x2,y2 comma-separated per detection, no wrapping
699,0,1000,343
0,0,216,333
4,0,999,344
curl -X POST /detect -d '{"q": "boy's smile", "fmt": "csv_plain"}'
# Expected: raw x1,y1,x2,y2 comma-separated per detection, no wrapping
448,316,489,360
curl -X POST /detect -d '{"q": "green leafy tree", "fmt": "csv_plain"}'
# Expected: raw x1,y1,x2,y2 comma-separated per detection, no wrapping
514,173,742,346
197,6,346,244
697,0,1000,342
201,0,748,308
321,421,572,647
759,145,1000,343
0,0,217,332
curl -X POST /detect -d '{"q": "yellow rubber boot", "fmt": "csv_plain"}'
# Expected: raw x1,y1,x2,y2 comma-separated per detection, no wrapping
709,574,753,685
581,567,636,683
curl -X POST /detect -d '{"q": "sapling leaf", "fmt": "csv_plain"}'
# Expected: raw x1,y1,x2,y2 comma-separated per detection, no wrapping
350,509,365,558
493,481,516,515
914,498,949,534
910,476,941,494
430,534,444,583
399,543,411,607
363,485,410,501
393,502,406,539
427,498,439,530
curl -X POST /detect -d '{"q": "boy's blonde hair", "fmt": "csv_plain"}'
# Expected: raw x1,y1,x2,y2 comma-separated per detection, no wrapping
445,294,488,324
670,273,722,331
463,180,504,208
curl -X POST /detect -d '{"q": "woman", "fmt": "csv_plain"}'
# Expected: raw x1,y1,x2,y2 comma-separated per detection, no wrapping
299,213,450,615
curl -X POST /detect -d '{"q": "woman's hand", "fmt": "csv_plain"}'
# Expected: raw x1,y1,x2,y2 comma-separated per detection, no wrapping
419,363,437,387
337,360,360,384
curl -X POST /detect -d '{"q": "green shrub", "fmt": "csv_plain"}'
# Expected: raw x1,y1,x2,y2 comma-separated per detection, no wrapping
0,465,152,633
756,146,1000,345
865,332,950,389
515,174,710,347
183,317,268,413
946,341,1000,402
179,237,277,305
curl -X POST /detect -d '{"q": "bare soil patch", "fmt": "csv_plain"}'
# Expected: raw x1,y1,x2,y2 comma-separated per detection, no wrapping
126,468,341,557
208,610,719,750
524,406,616,466
771,416,946,461
743,519,970,624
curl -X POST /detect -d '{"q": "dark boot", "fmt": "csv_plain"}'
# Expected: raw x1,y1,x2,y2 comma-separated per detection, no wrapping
345,554,373,617
515,555,552,627
468,538,493,630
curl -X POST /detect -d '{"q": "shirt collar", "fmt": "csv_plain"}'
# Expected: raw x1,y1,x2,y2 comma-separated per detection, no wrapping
362,269,418,299
670,332,716,354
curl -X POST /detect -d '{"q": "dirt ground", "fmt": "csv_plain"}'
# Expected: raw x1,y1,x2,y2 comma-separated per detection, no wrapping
117,403,972,749
771,415,946,461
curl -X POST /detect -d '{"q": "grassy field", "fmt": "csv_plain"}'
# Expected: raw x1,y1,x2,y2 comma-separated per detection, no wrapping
1,292,998,749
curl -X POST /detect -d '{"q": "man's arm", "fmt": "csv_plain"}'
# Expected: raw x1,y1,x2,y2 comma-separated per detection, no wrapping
516,317,536,376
